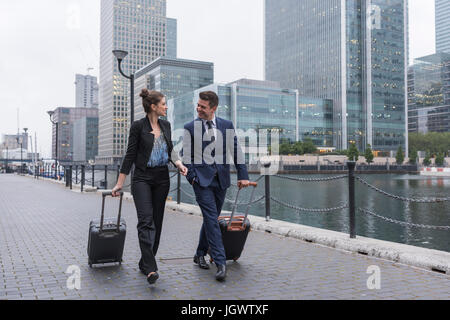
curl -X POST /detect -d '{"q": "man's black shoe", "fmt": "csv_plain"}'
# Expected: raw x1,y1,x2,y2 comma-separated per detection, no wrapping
215,264,227,282
193,255,210,269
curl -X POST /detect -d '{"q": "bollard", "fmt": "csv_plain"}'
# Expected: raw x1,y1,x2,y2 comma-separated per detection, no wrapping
104,165,108,190
92,165,95,188
265,175,271,221
69,166,73,190
81,165,85,192
177,171,181,204
75,165,78,184
347,161,356,239
65,167,70,187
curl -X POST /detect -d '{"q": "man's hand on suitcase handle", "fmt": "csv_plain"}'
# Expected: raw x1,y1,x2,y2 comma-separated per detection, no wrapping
237,180,250,189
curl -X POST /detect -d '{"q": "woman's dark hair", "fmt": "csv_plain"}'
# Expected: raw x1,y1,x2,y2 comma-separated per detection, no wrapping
140,89,164,114
199,91,219,108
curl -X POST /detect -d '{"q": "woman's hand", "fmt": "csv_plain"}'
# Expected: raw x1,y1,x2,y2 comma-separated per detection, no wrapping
175,161,188,176
112,184,123,197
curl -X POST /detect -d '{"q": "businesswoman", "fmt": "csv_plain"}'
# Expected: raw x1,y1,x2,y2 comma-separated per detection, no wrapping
112,89,187,285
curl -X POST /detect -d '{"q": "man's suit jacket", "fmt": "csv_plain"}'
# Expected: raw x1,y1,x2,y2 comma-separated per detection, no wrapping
182,117,249,189
120,117,178,175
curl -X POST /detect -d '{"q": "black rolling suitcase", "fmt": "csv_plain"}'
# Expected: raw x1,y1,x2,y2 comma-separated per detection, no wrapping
216,182,258,262
87,191,126,268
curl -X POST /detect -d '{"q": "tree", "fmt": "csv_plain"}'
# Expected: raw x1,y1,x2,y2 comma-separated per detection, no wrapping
396,146,404,165
409,147,418,165
364,144,374,164
423,152,431,166
291,142,304,155
302,138,317,154
435,152,445,167
347,143,359,161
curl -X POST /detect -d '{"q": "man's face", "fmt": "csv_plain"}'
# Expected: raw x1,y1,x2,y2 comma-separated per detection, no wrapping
197,99,217,120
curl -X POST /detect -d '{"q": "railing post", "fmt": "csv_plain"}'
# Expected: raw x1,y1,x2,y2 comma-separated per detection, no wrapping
92,165,95,188
177,171,181,204
347,161,356,239
265,175,271,222
81,165,85,193
104,165,108,190
69,165,73,190
75,165,78,184
65,167,69,187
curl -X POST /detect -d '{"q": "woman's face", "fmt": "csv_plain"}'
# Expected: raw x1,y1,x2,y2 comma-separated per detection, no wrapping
151,97,168,117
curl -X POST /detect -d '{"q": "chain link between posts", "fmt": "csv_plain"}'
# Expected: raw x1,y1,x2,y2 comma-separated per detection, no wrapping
356,176,450,203
358,208,450,230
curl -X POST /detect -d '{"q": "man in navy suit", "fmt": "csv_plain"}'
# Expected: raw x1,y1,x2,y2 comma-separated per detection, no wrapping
182,91,249,281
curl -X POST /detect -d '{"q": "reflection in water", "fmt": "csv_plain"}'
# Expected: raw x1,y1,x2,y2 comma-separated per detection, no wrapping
167,173,450,252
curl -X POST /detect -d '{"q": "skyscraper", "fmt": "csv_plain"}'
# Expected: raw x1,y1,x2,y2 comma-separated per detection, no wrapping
408,53,450,133
265,0,408,155
98,0,176,163
75,74,99,108
436,0,450,54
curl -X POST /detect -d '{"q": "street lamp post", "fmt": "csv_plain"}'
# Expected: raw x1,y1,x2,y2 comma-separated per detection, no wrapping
47,111,59,180
112,50,135,124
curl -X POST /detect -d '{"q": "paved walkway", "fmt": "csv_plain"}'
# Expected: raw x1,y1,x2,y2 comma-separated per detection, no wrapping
0,174,449,300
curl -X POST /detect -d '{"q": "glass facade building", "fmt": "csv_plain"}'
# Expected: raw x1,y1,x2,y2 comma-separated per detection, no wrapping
265,0,408,154
298,98,334,147
50,107,99,162
167,79,299,163
98,0,176,163
134,57,214,120
166,18,177,58
408,53,450,133
73,117,99,162
436,0,450,54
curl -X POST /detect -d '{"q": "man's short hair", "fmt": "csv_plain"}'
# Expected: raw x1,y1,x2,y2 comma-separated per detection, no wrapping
199,91,219,108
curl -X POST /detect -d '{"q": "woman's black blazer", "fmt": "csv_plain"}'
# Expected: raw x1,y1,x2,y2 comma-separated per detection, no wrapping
120,117,178,175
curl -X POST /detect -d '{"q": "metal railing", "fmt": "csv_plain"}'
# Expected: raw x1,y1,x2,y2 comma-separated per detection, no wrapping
28,161,450,238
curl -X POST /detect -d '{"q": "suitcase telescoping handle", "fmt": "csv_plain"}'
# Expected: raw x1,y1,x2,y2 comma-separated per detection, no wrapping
228,182,258,228
100,191,124,233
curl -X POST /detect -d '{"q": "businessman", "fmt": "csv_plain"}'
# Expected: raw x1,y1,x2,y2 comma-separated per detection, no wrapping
183,91,249,281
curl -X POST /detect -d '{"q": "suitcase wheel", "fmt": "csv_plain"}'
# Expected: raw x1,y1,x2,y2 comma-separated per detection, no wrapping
89,261,93,268
233,257,239,262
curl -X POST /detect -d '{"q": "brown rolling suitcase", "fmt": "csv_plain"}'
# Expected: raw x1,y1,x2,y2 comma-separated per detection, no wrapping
214,182,258,262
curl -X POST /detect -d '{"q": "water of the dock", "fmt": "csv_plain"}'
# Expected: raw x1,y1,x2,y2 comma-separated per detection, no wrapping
0,174,449,300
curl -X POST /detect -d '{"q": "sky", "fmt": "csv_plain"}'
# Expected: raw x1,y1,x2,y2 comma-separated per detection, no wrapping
0,0,437,158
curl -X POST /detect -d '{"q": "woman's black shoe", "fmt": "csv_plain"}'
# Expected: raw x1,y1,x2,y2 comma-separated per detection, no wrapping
147,272,159,284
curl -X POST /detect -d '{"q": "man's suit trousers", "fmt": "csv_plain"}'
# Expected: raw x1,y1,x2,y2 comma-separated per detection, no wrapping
193,176,227,266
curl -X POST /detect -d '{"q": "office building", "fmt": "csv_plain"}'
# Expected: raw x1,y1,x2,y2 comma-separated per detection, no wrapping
134,57,214,119
75,74,99,108
408,52,450,133
50,107,98,162
265,0,408,155
98,0,177,163
2,133,28,150
166,18,177,58
73,117,99,162
168,79,299,162
436,0,450,54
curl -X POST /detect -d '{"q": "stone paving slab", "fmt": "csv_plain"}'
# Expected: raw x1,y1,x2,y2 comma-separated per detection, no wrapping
0,174,449,300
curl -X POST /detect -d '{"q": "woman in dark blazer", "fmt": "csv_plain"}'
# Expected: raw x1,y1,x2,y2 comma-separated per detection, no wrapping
112,89,187,285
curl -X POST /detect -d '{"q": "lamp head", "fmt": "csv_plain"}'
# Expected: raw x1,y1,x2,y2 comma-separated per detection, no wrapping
47,111,55,118
113,50,128,61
